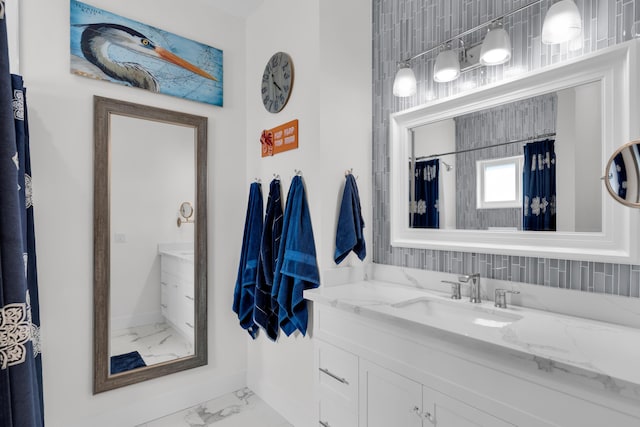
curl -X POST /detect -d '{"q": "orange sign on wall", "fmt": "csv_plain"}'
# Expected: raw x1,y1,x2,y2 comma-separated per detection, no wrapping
261,119,299,157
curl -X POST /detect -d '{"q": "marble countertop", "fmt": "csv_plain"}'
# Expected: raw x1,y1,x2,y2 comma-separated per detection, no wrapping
158,243,194,261
304,279,640,392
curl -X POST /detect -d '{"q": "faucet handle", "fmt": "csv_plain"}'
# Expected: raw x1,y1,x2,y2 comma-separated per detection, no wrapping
494,289,520,309
441,280,461,299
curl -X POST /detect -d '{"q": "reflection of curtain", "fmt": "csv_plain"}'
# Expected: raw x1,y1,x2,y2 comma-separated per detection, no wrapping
0,10,44,426
523,139,556,231
411,159,439,228
612,152,627,199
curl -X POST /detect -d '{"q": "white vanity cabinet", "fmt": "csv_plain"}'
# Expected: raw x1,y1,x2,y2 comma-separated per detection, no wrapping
159,252,194,342
359,359,513,427
312,300,640,427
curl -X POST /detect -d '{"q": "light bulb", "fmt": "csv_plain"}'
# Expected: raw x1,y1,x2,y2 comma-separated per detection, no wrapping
542,0,582,44
480,26,511,65
392,63,417,97
433,49,460,83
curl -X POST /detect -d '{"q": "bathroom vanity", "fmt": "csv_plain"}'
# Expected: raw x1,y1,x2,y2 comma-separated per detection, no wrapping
159,244,195,344
305,270,640,427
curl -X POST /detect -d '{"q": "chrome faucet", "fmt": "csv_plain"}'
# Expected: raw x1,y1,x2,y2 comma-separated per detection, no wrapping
494,289,520,308
459,273,482,303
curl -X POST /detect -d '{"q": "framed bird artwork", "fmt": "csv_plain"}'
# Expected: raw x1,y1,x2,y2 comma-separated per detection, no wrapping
70,0,223,106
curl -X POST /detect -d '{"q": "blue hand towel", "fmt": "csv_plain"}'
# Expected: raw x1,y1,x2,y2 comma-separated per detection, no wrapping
272,176,320,336
334,174,366,264
232,182,263,338
254,179,284,341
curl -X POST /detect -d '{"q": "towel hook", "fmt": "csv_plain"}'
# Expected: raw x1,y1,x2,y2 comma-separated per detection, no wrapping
345,168,359,180
294,169,303,176
273,173,281,180
254,177,262,183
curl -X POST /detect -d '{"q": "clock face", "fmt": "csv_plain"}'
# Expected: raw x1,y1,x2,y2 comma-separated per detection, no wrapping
261,52,294,113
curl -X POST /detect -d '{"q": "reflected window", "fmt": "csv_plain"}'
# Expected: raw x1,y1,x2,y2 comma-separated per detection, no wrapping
476,155,523,209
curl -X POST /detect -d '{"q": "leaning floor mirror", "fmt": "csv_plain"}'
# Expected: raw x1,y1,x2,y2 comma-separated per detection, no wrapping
94,96,207,393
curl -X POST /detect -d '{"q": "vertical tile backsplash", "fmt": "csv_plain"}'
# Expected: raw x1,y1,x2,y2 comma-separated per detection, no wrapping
372,0,640,297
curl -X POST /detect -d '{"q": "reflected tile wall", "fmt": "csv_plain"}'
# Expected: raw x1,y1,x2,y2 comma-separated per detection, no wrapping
372,0,640,297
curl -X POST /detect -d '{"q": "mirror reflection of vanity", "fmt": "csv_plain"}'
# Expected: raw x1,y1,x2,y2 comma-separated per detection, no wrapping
94,96,208,393
390,40,640,264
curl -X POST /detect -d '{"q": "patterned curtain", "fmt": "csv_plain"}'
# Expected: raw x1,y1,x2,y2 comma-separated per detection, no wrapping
410,159,439,228
0,6,44,427
611,152,627,199
523,139,556,231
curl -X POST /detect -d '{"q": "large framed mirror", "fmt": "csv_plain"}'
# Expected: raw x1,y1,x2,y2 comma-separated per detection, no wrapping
94,96,207,393
390,40,640,264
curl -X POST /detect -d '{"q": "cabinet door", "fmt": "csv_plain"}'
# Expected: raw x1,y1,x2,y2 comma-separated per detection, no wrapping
359,360,422,427
423,386,514,427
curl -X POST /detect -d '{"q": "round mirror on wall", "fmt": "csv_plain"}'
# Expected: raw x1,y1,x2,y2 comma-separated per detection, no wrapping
605,140,640,207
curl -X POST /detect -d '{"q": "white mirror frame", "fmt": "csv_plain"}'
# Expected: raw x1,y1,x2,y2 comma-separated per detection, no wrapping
390,40,640,264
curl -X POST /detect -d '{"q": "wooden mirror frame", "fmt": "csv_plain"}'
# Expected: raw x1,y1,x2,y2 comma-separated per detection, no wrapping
93,96,208,393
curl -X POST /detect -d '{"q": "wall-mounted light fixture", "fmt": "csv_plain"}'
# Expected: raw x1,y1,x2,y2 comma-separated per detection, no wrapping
392,0,582,97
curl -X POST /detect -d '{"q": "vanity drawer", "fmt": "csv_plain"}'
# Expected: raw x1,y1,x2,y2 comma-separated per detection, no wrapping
319,396,356,427
318,341,358,402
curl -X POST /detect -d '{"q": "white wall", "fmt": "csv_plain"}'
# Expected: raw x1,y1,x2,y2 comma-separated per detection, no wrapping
556,87,577,232
245,1,372,426
22,0,249,425
110,116,195,330
573,82,602,232
556,81,602,232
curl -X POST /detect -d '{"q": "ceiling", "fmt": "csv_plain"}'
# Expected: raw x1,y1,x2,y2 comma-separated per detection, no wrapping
208,0,264,18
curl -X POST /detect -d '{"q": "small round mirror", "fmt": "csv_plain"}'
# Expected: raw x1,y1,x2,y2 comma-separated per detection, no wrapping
605,140,640,207
179,201,194,219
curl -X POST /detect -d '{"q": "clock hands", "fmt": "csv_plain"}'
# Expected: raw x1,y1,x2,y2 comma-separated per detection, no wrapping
271,74,283,91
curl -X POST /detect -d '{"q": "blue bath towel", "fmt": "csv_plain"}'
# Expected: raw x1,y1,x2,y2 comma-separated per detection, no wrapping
110,351,147,374
233,182,263,338
334,174,366,264
272,176,320,336
254,179,284,341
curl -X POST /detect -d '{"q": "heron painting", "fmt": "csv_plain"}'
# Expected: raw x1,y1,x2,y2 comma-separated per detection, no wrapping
70,0,223,106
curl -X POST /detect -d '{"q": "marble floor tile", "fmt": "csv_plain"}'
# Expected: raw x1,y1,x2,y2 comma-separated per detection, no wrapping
138,388,293,427
111,322,194,368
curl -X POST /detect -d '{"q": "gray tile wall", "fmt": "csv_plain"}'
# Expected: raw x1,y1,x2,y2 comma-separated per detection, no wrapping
372,0,640,297
454,92,557,229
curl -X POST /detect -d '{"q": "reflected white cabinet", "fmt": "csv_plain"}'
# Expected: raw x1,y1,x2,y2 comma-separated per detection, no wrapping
160,253,194,343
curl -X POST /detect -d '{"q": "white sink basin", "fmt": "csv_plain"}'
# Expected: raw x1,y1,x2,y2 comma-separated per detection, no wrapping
392,297,522,328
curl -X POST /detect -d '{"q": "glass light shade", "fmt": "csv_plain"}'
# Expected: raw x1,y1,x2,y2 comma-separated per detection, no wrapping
393,64,417,97
541,0,582,44
433,49,460,83
480,27,511,65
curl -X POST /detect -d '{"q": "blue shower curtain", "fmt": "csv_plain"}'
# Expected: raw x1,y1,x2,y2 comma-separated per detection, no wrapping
612,152,627,200
523,139,556,231
411,159,439,228
0,8,44,427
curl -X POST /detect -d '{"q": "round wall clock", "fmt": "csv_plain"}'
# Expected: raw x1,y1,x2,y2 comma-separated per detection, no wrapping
261,52,294,113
